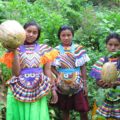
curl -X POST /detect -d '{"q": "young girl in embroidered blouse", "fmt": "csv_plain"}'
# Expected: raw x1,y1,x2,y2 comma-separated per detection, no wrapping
90,33,120,119
0,21,58,120
51,25,90,120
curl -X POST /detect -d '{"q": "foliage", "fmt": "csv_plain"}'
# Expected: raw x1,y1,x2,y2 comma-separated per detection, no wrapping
74,6,101,50
92,114,106,120
1,0,69,46
88,0,120,7
0,0,6,23
0,0,120,119
0,64,12,81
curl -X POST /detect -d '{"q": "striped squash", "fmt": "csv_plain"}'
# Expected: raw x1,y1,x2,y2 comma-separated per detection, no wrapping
0,20,26,49
101,62,117,83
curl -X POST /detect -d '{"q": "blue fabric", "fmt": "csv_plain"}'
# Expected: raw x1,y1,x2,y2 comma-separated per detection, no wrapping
59,43,75,54
58,67,80,73
20,68,43,74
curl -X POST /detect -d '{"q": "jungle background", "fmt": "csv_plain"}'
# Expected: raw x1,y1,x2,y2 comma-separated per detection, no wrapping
0,0,120,119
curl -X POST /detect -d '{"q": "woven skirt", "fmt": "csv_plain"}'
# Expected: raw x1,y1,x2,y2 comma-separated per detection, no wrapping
97,99,120,119
6,89,50,120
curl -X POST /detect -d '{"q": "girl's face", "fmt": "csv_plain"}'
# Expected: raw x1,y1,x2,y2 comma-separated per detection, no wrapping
25,25,39,43
106,38,120,52
60,29,73,46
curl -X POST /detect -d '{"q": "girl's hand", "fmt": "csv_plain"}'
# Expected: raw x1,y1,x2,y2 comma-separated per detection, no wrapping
97,80,114,88
5,45,17,52
8,48,17,52
55,73,62,84
83,86,88,96
112,81,120,87
50,90,58,104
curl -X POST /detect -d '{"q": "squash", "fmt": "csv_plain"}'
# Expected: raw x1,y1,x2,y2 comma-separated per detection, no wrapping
0,20,26,49
101,62,117,83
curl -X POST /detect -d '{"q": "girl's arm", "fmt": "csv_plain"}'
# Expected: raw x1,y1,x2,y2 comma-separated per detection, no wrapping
51,66,61,84
43,62,52,79
81,64,87,86
44,64,58,104
51,66,60,78
12,50,20,76
50,66,59,104
81,64,88,95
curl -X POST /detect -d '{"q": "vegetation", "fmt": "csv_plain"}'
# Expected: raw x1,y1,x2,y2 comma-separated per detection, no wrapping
0,0,120,119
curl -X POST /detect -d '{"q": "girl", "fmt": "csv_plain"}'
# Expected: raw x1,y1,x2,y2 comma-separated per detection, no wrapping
90,33,120,120
0,21,58,120
51,25,90,120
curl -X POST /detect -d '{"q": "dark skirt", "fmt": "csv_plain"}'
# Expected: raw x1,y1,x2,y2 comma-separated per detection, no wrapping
52,90,89,112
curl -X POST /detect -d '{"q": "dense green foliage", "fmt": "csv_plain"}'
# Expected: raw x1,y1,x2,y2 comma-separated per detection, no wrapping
0,0,120,119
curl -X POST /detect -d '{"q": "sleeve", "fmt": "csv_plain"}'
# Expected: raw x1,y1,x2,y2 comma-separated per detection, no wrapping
40,44,59,65
75,45,90,67
90,57,105,81
0,52,14,68
51,46,61,67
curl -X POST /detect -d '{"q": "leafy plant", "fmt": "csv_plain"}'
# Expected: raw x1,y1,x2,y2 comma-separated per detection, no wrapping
0,0,120,119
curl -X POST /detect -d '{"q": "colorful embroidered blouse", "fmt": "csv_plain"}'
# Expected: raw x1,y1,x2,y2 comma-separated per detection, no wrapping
52,43,90,95
0,43,58,102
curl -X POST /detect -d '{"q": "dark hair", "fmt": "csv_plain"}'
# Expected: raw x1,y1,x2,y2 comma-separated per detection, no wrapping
24,21,41,41
57,25,74,39
106,32,120,44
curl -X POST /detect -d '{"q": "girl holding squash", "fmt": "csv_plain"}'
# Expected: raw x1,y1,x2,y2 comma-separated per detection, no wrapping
90,33,120,120
50,25,90,120
0,20,58,120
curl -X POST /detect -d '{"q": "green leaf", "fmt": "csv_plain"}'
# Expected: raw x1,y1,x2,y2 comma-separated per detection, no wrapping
107,50,120,58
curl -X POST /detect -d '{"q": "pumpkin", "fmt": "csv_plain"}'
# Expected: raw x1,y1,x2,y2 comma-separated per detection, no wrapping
0,20,26,49
101,62,117,83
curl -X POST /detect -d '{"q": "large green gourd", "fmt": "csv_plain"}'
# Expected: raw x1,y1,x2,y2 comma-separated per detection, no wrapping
0,20,26,49
101,62,117,83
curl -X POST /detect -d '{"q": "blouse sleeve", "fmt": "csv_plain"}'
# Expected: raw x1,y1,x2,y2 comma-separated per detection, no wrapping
75,45,90,67
40,44,59,65
90,57,105,81
0,47,20,69
51,46,60,67
0,52,14,68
